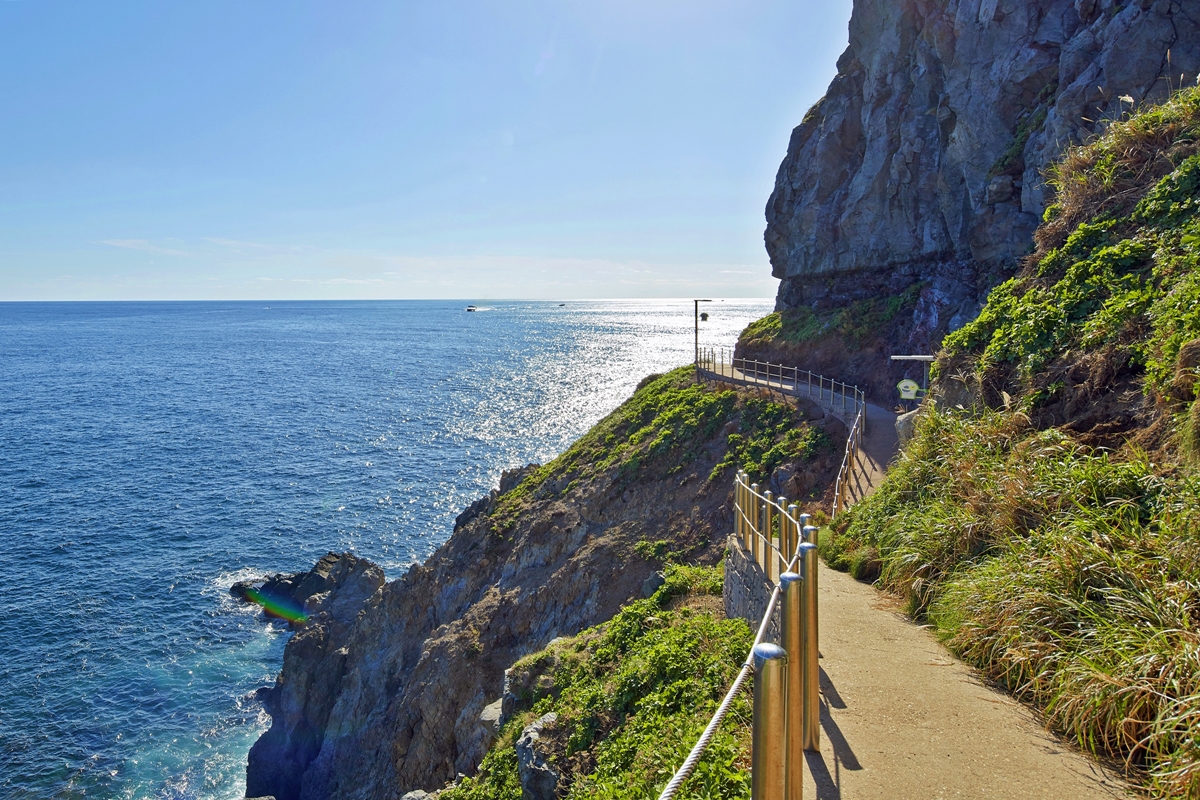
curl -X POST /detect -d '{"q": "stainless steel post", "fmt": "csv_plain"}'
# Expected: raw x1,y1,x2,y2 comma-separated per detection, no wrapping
776,497,788,567
763,491,774,578
779,572,804,800
750,483,760,564
798,542,820,751
786,503,798,565
798,513,811,532
752,643,788,800
735,474,743,542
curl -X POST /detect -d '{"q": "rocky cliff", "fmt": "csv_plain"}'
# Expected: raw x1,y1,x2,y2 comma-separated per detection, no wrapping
244,369,845,800
757,0,1200,397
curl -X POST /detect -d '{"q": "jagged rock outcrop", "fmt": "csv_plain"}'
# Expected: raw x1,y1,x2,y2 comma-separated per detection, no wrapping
244,371,848,800
761,0,1200,394
246,554,386,799
245,474,729,800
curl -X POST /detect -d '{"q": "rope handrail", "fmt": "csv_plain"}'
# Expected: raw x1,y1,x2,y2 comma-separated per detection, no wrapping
661,351,875,798
657,471,811,800
656,581,785,800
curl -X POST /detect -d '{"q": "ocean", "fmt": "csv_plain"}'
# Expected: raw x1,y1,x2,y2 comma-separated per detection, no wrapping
0,298,772,799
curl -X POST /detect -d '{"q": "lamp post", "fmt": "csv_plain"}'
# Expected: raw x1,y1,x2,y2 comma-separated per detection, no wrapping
694,299,712,371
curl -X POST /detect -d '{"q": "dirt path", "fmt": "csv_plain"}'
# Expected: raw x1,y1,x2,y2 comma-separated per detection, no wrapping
802,567,1129,799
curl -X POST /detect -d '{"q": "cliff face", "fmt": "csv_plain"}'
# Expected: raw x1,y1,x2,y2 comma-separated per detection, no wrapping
245,370,845,800
761,0,1200,393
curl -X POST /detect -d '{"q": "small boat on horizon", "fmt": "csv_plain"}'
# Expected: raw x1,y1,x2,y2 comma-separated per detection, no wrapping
465,305,477,312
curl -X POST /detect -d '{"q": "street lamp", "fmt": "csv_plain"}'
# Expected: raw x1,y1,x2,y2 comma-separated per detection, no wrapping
694,299,712,368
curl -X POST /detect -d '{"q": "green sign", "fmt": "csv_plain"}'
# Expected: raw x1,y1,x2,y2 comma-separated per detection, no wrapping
897,379,920,400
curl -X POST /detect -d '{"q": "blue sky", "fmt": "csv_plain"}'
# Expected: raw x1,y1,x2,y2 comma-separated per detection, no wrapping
0,0,852,300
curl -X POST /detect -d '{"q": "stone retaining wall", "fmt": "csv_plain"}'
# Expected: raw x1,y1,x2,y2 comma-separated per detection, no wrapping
723,534,779,642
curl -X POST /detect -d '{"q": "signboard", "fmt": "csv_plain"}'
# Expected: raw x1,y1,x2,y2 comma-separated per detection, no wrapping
897,379,920,400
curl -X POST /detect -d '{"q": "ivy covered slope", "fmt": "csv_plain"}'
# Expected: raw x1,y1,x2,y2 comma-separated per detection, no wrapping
443,564,753,800
824,88,1200,798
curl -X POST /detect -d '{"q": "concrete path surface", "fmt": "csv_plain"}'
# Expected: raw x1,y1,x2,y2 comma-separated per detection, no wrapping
840,400,896,506
802,567,1129,799
701,358,1129,797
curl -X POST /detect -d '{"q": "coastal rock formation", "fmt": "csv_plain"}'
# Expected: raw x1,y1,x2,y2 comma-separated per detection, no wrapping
244,372,846,799
245,476,726,799
246,554,386,798
759,0,1200,395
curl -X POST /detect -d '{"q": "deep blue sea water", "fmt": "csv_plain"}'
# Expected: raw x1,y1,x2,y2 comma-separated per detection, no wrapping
0,299,772,799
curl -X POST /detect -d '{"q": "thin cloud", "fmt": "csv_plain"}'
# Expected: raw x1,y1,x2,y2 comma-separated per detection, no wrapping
101,239,191,257
203,237,271,250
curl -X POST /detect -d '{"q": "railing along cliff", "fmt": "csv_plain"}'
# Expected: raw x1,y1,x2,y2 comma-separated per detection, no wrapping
658,472,820,800
696,348,867,519
658,353,874,798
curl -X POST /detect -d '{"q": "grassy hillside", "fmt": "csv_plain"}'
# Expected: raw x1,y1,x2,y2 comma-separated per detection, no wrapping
490,367,836,534
442,564,753,800
823,87,1200,798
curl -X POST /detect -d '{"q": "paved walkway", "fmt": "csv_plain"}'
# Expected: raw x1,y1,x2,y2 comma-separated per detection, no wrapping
698,360,897,503
703,358,1130,797
804,568,1128,799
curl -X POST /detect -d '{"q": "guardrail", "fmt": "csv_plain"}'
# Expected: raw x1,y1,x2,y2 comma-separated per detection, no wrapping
696,348,866,521
697,346,865,430
657,471,820,800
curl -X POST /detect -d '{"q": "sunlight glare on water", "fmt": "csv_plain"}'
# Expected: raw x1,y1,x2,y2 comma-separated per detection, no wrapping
0,298,772,799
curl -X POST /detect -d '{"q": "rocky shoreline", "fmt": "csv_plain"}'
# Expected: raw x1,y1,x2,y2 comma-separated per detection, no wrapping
237,369,844,800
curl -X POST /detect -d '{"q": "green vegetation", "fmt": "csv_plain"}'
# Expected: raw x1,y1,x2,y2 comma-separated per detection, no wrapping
490,367,737,530
491,366,831,532
739,283,924,352
710,396,829,483
442,564,753,800
830,88,1200,797
824,409,1200,796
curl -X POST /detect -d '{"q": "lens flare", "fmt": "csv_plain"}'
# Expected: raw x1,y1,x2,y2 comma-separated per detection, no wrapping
244,587,308,624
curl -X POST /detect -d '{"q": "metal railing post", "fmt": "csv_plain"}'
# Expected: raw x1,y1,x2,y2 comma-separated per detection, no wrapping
798,542,820,752
786,503,798,564
776,497,788,566
735,473,743,542
780,571,804,800
752,643,788,800
764,491,775,579
750,483,761,564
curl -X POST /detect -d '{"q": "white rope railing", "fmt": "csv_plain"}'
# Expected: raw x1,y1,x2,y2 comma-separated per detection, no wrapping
660,351,878,798
657,471,818,800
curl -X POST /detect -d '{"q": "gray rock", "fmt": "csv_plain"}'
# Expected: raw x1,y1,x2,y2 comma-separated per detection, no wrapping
400,792,430,800
641,571,666,598
479,698,505,733
764,0,1200,380
500,463,540,494
477,697,505,755
896,408,922,446
986,175,1015,205
516,713,560,800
